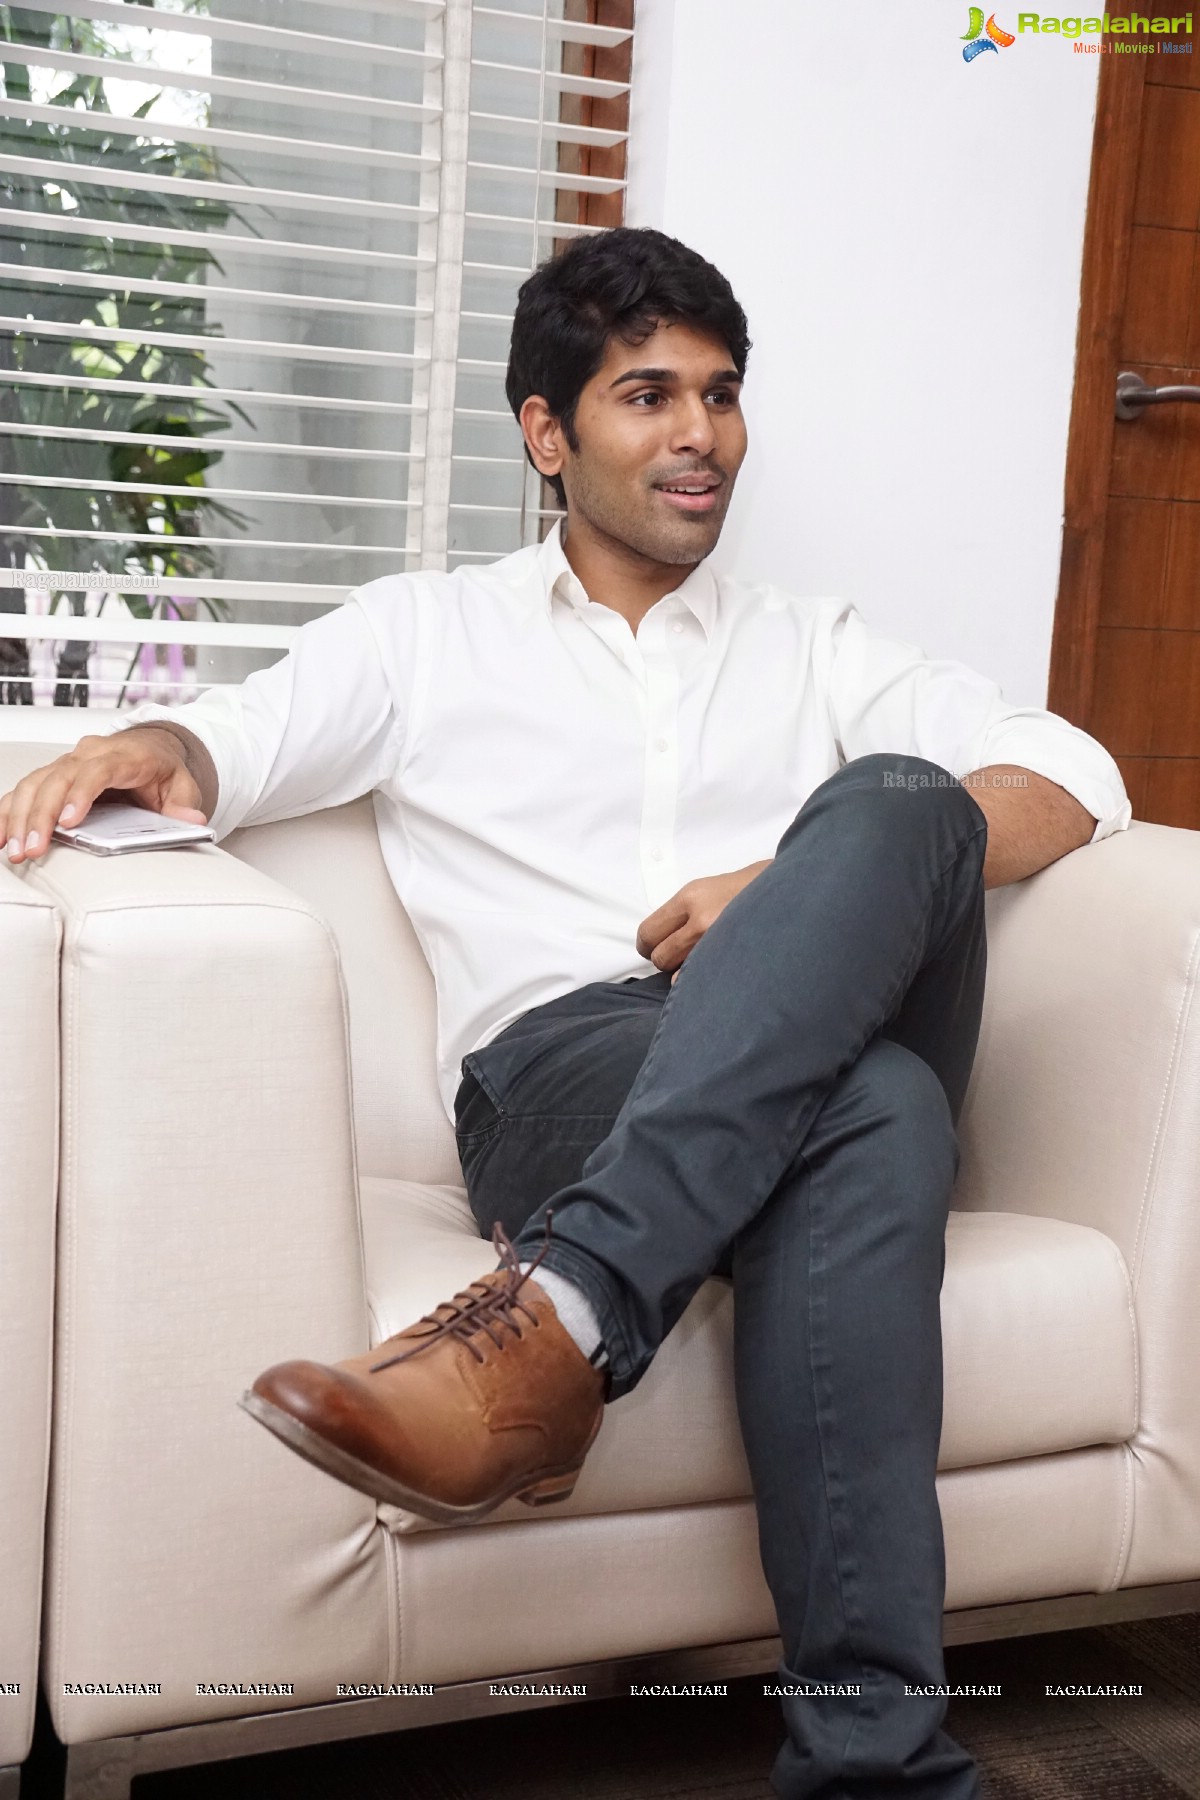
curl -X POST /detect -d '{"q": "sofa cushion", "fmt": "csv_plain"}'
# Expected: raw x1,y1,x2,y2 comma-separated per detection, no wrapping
359,1176,1138,1532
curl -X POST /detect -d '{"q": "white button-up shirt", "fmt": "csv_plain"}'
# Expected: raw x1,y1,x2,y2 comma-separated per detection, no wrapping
110,523,1131,1120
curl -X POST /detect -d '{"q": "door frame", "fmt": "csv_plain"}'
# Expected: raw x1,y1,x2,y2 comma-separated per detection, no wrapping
1047,54,1151,725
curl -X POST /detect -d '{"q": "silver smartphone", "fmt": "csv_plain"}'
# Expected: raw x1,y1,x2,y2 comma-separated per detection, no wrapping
51,801,215,856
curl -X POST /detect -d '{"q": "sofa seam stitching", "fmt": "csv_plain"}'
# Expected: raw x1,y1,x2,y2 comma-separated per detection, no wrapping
1128,923,1200,1296
381,1512,402,1686
52,912,81,1719
1109,1442,1136,1591
1100,1232,1141,1445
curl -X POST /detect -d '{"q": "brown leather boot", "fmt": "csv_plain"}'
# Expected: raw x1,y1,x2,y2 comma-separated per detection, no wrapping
239,1216,607,1525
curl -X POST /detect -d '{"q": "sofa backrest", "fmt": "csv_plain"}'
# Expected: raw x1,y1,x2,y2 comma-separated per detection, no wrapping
226,796,461,1186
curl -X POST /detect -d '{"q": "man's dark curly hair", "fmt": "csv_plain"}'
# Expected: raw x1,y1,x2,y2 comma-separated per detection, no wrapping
505,227,752,509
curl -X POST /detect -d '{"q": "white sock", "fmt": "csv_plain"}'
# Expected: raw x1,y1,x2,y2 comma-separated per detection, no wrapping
518,1262,608,1367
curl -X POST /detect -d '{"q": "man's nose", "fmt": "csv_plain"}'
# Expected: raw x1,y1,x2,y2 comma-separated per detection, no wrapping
669,393,717,457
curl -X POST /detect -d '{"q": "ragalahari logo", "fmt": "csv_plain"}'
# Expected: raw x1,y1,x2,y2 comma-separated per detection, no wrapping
963,11,1194,57
961,8,1017,58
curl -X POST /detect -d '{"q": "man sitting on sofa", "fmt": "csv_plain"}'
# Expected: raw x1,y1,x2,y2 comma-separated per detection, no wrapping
2,227,1129,1800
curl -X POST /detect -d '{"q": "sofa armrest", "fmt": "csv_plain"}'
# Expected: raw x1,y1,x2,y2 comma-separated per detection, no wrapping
957,821,1200,1258
956,820,1200,1585
22,835,390,1742
0,865,59,1770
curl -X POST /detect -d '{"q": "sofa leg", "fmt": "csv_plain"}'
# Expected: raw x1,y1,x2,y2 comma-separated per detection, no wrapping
0,1765,21,1800
63,1742,134,1800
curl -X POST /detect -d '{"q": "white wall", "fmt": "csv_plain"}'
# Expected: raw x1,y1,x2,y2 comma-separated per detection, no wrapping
626,0,1101,708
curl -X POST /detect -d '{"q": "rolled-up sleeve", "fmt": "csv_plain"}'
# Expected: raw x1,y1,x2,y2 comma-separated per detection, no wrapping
821,600,1131,843
105,594,401,842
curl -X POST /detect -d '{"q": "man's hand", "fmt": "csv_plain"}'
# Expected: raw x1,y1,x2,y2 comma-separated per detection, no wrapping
636,860,772,980
1,726,208,865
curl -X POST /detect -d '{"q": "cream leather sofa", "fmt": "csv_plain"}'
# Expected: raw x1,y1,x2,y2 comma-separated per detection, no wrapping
4,736,1200,1800
0,857,60,1800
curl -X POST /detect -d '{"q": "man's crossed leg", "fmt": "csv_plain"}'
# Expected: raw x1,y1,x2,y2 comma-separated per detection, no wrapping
245,752,988,1799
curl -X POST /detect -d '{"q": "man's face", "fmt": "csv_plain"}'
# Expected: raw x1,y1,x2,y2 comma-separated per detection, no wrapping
551,319,748,565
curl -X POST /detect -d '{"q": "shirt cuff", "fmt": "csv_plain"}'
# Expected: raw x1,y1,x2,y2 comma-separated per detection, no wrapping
966,732,1132,844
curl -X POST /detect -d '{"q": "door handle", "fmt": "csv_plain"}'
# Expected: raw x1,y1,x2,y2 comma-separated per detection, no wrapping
1115,370,1200,420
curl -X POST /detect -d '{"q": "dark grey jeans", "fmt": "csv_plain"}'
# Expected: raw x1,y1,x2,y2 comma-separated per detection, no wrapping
453,753,988,1800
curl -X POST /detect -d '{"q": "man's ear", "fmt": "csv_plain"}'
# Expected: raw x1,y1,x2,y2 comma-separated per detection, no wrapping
519,395,565,485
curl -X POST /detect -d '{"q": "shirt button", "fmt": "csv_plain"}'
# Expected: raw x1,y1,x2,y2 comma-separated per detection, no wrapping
649,847,664,862
672,622,684,635
655,736,670,752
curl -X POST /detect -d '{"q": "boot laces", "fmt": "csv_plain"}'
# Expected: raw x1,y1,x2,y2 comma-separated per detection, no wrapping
368,1209,556,1373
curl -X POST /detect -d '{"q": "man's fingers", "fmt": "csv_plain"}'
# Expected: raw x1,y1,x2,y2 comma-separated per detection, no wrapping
54,769,141,839
12,764,106,862
4,764,74,862
160,763,205,821
649,926,694,973
635,893,688,960
54,758,199,839
3,763,59,860
3,746,123,861
2,768,43,857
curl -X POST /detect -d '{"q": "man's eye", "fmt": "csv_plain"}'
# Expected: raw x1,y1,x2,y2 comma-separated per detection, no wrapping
628,390,739,407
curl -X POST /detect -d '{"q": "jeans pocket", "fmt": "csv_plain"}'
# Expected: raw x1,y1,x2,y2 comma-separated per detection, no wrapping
454,1060,506,1142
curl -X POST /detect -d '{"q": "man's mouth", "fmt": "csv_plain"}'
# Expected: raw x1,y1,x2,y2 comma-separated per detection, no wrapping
653,477,722,514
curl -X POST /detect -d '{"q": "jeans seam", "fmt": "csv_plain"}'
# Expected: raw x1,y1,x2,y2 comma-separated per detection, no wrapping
483,1112,621,1128
803,1142,882,1767
455,1123,505,1149
873,826,987,1033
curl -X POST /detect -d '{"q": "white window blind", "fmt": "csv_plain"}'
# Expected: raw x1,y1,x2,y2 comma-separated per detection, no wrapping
0,0,633,707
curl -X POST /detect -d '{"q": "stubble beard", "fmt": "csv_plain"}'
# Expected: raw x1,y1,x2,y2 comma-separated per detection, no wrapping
566,458,730,567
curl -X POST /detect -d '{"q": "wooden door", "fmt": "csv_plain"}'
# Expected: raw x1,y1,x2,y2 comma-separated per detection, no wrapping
1049,16,1200,827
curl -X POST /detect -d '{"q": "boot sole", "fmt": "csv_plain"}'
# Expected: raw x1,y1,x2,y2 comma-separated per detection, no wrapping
238,1388,601,1526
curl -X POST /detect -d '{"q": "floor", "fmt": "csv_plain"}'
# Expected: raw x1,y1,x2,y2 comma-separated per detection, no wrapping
19,1612,1200,1799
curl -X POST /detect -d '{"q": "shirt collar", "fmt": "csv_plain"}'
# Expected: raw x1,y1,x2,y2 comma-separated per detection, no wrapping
533,519,718,642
